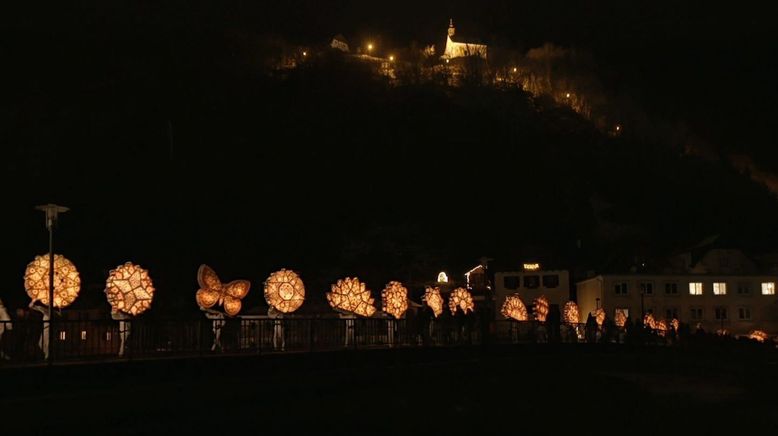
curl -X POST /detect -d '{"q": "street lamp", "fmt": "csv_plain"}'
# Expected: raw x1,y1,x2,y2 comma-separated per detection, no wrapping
34,203,69,363
367,43,374,54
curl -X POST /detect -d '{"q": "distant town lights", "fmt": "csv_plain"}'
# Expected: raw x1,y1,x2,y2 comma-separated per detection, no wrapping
302,51,307,57
565,92,571,98
367,43,374,52
523,263,540,271
388,55,395,62
512,67,517,72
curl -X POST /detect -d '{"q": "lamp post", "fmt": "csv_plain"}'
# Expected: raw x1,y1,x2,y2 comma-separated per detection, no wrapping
35,203,69,363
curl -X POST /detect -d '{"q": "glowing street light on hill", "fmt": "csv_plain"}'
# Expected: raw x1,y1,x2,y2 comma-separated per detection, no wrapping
367,43,374,54
388,55,395,62
565,92,571,98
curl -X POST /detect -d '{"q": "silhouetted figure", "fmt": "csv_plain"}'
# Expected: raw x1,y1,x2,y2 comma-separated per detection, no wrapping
548,306,561,343
585,313,596,343
268,307,285,351
29,301,51,359
111,310,132,357
0,298,11,360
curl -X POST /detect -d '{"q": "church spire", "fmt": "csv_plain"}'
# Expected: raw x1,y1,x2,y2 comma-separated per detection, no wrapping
448,18,455,37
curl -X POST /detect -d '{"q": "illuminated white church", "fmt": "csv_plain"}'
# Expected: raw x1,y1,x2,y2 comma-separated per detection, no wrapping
442,19,487,60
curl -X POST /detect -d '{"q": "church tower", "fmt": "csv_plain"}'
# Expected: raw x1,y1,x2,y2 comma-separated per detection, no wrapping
448,18,456,38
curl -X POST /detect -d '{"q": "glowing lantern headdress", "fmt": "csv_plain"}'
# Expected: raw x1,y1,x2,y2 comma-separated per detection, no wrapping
381,281,408,319
643,312,656,329
105,262,155,316
264,269,305,313
563,301,579,324
533,295,549,322
327,277,376,317
614,309,627,328
195,265,251,316
24,254,81,308
501,294,528,321
748,330,768,343
448,287,474,315
594,307,605,327
423,286,444,318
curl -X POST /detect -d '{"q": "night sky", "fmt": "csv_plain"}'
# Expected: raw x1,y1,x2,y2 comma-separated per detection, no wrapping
3,1,778,314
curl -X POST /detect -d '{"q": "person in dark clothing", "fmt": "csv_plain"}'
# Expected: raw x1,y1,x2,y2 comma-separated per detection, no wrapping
585,313,596,343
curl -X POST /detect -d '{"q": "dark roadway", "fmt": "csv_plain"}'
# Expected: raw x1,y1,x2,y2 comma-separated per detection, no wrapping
2,344,777,434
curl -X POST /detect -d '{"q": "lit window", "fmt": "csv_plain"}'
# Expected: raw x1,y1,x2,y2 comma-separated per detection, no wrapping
664,283,678,294
58,331,66,341
639,282,653,295
690,307,704,320
714,307,728,320
614,282,628,295
713,282,727,295
80,330,87,341
761,282,775,295
689,282,703,295
738,307,751,320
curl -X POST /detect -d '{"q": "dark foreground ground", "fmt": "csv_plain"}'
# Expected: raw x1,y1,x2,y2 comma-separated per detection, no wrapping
2,344,777,434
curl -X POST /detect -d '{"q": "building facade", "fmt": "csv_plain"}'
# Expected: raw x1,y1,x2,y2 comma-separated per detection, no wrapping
494,267,570,319
442,19,487,60
577,274,778,334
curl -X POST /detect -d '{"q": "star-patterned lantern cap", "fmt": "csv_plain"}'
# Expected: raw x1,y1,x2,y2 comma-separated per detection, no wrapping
24,254,81,308
327,277,376,317
448,287,474,315
264,269,305,314
381,281,408,319
501,294,528,321
105,262,155,316
195,265,251,316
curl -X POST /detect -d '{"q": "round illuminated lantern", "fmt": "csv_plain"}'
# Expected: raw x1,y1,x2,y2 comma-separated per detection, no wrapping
562,301,579,324
24,254,81,308
327,277,376,317
381,281,408,319
196,265,251,316
264,269,305,314
105,262,155,316
501,294,528,321
533,295,549,322
423,286,444,318
748,330,768,343
448,287,474,315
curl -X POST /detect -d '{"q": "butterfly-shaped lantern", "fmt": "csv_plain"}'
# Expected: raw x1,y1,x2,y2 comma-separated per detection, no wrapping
195,265,250,316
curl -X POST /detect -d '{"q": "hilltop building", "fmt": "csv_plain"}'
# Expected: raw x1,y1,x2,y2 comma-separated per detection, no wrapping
442,19,487,60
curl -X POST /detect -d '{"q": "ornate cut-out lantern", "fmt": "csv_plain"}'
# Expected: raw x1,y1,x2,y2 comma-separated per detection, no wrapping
748,330,768,343
448,287,474,315
614,309,627,328
501,294,528,321
327,277,376,317
643,312,657,329
593,307,605,327
381,281,408,319
24,254,80,308
264,269,305,313
533,295,549,322
195,264,251,316
423,286,444,318
671,318,680,332
562,301,579,324
655,319,668,337
105,262,155,316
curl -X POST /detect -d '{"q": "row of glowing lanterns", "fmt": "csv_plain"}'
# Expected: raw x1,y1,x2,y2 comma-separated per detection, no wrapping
23,254,474,319
500,293,770,343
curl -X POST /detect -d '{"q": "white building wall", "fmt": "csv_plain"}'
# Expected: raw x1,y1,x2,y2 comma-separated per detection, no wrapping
494,270,570,319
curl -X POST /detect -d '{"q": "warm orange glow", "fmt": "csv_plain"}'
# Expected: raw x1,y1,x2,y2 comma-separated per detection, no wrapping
533,295,549,322
512,67,517,72
523,263,540,271
643,312,656,329
655,319,668,336
105,262,155,316
563,301,579,324
423,286,444,318
448,287,474,315
302,51,307,57
264,269,305,314
381,281,408,319
501,294,528,321
24,254,81,308
437,272,449,283
748,330,768,342
614,309,627,327
565,92,571,98
594,307,605,327
327,277,376,317
367,43,374,52
388,55,395,62
195,265,250,316
671,318,680,332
